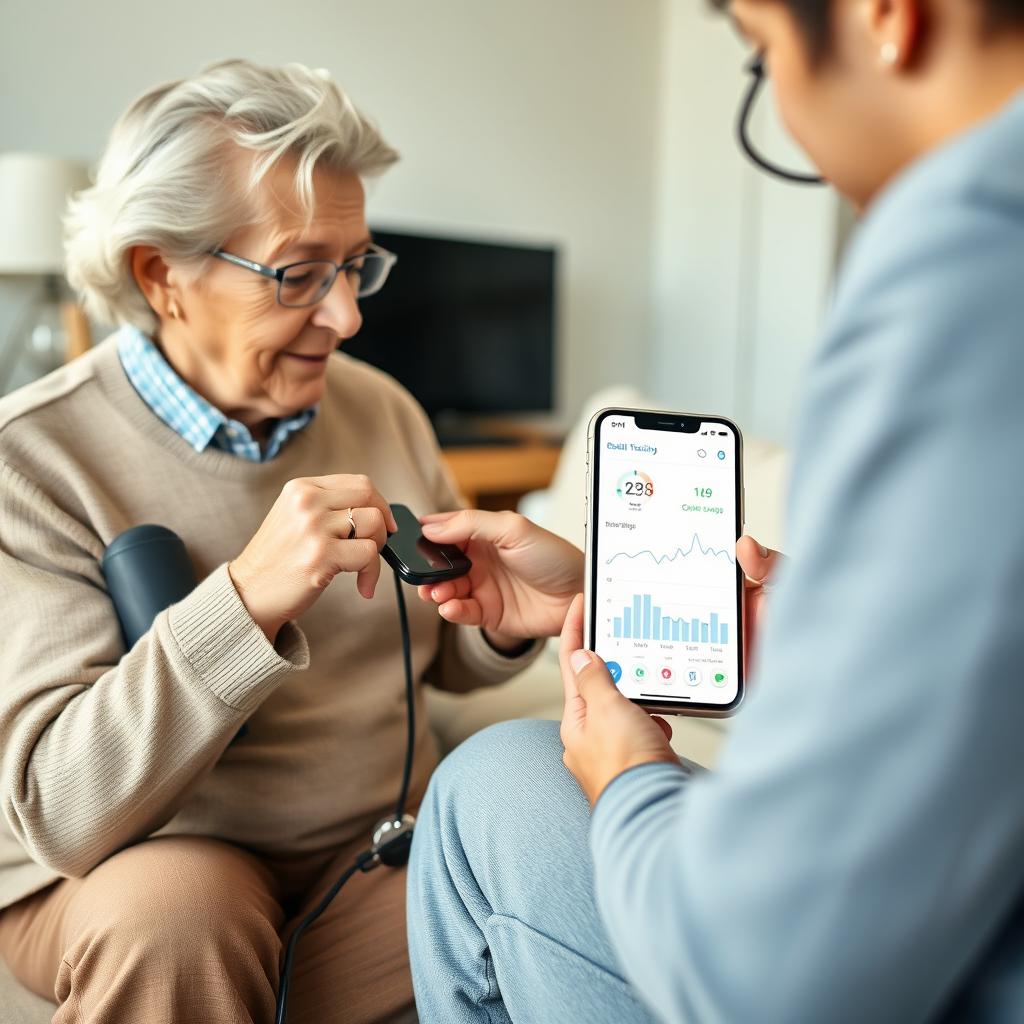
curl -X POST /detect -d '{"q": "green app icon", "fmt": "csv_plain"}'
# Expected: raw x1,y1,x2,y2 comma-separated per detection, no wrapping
713,672,727,687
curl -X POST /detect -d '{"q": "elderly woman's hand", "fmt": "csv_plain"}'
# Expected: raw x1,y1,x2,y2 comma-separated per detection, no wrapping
229,475,398,643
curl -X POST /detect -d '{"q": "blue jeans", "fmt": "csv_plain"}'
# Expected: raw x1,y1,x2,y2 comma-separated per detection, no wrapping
406,719,661,1023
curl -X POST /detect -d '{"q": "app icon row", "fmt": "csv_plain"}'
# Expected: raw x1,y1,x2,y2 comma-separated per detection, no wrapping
605,661,727,688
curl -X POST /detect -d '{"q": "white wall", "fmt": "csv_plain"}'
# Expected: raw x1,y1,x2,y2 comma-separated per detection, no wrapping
650,0,841,446
0,0,663,421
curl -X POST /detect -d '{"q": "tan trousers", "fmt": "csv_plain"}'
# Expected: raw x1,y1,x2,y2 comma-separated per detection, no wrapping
0,832,415,1023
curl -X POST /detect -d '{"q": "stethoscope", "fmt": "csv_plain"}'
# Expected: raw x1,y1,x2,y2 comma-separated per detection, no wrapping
737,51,827,187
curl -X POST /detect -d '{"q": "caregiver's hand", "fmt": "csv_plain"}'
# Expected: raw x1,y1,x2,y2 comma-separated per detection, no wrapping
735,535,782,676
417,510,584,641
559,594,679,807
230,475,398,644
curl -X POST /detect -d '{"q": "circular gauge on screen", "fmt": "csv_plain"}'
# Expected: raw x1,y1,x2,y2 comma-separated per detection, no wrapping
615,469,654,510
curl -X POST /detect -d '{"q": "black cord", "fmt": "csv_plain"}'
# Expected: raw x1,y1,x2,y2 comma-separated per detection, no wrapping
737,52,826,187
274,856,368,1024
393,567,416,821
274,566,416,1024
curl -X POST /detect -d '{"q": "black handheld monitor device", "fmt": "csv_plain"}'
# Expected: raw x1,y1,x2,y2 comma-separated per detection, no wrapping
382,504,472,585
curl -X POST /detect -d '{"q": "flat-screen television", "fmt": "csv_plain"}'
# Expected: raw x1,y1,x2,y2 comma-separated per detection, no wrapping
345,228,556,425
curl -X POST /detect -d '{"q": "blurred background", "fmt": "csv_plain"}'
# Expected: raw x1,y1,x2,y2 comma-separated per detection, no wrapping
0,0,850,470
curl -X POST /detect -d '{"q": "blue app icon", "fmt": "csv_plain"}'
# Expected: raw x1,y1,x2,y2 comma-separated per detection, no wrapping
717,450,726,460
606,661,622,684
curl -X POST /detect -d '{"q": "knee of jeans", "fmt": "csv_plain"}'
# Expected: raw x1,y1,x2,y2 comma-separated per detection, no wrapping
423,718,566,824
65,836,280,958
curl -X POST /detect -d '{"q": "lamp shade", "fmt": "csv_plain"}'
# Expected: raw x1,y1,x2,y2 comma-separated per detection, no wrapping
0,153,90,274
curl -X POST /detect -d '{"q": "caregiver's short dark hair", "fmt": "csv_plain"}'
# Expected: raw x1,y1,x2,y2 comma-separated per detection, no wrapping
709,0,1024,60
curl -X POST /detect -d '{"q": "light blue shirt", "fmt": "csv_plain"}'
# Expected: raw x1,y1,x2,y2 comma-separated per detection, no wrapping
117,325,316,461
591,92,1024,1022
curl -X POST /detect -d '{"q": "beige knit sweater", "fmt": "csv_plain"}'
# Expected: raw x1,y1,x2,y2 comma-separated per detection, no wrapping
0,337,539,910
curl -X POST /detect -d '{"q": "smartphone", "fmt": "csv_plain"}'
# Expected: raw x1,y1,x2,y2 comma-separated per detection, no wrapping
382,504,472,585
584,408,745,718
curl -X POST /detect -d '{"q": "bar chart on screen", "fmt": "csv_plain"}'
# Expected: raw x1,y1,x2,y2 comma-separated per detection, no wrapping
611,593,730,644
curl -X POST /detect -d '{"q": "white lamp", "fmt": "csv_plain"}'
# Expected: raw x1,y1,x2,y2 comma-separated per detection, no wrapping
0,152,92,391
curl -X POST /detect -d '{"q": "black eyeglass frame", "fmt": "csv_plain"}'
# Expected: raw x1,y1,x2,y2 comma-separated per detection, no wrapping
737,53,826,187
209,242,398,307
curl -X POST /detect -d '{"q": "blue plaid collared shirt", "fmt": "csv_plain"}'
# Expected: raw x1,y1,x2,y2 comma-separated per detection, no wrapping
118,325,317,462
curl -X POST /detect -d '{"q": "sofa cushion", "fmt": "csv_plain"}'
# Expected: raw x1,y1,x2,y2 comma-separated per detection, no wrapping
0,956,52,1024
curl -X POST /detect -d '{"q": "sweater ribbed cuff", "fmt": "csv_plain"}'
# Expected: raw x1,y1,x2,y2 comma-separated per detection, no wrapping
168,563,310,712
456,624,542,684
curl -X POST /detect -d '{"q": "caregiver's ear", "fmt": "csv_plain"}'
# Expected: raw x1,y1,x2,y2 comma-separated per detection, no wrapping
850,0,923,70
129,245,187,321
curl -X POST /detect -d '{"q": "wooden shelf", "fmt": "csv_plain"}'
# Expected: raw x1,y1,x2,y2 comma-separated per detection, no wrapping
442,442,561,510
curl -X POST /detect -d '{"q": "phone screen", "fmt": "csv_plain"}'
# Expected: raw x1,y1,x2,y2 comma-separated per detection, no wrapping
588,410,743,712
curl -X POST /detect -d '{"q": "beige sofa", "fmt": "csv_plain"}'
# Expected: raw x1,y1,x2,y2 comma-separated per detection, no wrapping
0,390,788,1022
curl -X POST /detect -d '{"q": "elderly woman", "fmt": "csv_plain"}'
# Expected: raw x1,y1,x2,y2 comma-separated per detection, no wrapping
0,59,541,1023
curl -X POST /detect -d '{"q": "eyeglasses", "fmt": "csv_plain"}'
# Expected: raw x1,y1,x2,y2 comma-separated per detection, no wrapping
737,52,825,187
210,242,398,308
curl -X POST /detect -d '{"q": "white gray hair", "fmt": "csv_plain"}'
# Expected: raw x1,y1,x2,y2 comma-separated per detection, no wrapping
65,58,399,331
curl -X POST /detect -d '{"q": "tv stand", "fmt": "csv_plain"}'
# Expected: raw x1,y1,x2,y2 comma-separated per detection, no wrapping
434,429,520,449
440,440,561,510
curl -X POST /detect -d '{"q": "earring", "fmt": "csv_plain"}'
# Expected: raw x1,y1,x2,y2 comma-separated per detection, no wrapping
880,41,900,66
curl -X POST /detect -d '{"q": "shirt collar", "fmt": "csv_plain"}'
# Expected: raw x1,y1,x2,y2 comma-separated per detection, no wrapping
117,324,317,462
